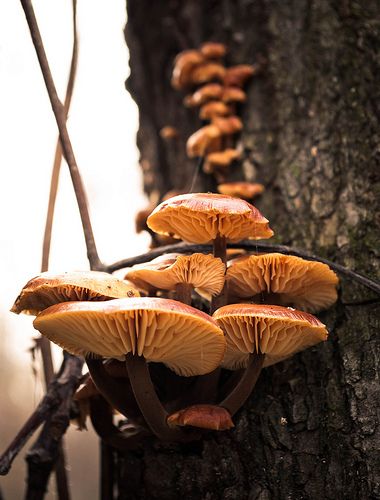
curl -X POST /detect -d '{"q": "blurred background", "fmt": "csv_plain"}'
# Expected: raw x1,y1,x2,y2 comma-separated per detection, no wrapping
0,0,148,497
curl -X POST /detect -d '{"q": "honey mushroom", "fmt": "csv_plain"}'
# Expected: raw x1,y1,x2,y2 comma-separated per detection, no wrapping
226,253,339,312
32,297,226,441
217,182,265,200
213,304,329,415
124,252,225,305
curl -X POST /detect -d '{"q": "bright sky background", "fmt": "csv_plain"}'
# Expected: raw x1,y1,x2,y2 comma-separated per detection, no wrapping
0,0,148,496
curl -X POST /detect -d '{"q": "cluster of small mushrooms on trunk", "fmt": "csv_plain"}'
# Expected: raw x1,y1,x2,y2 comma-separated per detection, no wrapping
11,43,339,446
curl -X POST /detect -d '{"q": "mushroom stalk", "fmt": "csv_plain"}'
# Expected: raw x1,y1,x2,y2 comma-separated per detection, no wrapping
86,356,141,423
220,352,264,415
125,354,198,441
175,282,193,305
211,235,227,313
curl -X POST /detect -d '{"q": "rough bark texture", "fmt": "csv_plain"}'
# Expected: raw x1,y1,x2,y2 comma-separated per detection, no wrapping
120,1,380,498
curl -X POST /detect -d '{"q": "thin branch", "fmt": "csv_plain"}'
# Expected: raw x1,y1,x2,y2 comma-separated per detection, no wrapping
20,0,104,272
106,241,380,295
0,354,83,476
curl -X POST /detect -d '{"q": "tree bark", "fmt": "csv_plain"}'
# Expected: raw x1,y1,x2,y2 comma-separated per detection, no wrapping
118,1,380,498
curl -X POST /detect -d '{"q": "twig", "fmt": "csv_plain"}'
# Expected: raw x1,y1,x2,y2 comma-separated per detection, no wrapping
0,354,83,476
106,241,380,295
41,0,78,273
20,0,104,272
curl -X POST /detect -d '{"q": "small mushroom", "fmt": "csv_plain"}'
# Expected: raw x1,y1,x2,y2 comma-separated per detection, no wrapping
212,115,243,135
186,124,222,158
221,87,247,104
224,64,257,87
190,63,226,86
203,149,241,175
213,304,328,414
217,182,265,200
159,126,179,140
33,297,226,440
226,253,339,312
184,83,224,108
124,253,225,304
199,42,227,60
199,101,231,120
11,271,140,315
171,50,205,89
167,404,234,431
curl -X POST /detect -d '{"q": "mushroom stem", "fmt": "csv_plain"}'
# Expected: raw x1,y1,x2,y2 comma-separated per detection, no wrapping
86,356,141,423
220,352,265,416
211,235,227,314
175,282,193,305
125,354,198,441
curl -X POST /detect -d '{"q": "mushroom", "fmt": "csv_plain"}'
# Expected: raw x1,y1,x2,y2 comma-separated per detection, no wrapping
11,271,140,315
213,304,328,414
199,42,227,60
147,192,274,312
171,50,205,89
190,63,226,86
33,297,226,440
217,182,265,200
221,87,247,104
224,64,257,87
199,101,231,120
167,404,234,431
159,126,179,140
203,149,241,175
124,253,225,304
184,83,224,108
186,124,222,157
226,253,339,312
212,115,243,135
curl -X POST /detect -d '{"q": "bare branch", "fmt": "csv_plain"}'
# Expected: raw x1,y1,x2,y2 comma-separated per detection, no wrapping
20,0,104,271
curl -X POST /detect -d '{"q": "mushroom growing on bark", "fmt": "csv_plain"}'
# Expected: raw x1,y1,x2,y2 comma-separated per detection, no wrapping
213,304,328,414
33,297,226,440
226,253,339,312
217,182,265,200
167,404,234,431
124,252,225,305
11,270,140,315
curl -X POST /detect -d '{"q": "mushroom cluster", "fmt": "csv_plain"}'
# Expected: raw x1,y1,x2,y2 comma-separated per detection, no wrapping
11,43,339,445
170,41,265,198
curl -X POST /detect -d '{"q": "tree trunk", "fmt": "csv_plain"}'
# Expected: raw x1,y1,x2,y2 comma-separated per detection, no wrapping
116,1,380,498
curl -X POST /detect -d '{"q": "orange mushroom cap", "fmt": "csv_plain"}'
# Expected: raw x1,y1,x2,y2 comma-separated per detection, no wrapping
167,404,234,431
125,253,225,297
33,297,226,377
213,303,328,369
224,64,257,87
200,42,227,60
184,83,224,108
221,87,247,103
226,253,339,313
217,182,265,199
204,149,241,174
212,115,243,135
186,124,222,157
199,101,231,120
11,271,140,316
147,192,274,243
190,63,226,86
171,50,205,89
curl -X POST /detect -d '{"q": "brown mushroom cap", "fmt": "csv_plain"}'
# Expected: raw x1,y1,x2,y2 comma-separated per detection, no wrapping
11,271,140,316
200,42,227,60
190,63,226,85
212,115,243,135
226,253,339,313
224,64,257,87
186,124,222,157
199,101,231,120
221,87,247,104
147,193,274,244
213,303,328,369
33,297,226,377
125,253,225,297
184,83,224,108
204,149,241,174
167,404,234,430
171,50,205,89
217,182,265,199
